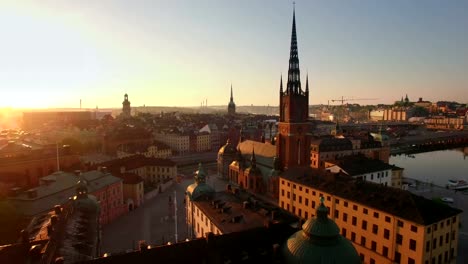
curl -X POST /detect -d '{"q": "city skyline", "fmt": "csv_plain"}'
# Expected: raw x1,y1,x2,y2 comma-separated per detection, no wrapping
1,0,468,109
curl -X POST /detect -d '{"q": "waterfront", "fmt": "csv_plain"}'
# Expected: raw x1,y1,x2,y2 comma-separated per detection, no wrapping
390,147,468,187
391,148,468,264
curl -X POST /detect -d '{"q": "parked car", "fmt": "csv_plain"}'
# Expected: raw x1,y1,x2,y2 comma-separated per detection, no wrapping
441,197,454,203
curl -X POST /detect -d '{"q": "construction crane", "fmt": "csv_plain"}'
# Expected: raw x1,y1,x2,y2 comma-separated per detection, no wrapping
329,96,378,105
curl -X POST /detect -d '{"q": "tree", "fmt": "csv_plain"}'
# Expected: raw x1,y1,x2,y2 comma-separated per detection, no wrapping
412,106,429,117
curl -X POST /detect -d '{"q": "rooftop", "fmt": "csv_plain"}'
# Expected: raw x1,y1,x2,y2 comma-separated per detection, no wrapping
193,188,298,234
327,155,394,176
281,167,462,225
8,170,121,216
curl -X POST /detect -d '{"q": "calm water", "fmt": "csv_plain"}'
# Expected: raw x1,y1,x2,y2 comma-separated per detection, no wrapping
390,147,468,187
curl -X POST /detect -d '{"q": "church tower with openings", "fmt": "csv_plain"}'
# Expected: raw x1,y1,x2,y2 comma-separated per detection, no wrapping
277,7,311,169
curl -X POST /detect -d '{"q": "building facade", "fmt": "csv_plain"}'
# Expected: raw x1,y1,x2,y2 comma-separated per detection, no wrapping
278,169,462,264
153,132,190,155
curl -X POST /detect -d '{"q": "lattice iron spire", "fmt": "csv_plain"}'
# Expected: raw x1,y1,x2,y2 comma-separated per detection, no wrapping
287,4,301,95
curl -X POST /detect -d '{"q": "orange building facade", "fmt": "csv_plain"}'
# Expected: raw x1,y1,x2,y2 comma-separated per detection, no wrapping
279,171,461,264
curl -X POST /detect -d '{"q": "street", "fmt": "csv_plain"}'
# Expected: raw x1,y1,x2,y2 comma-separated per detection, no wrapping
101,170,225,254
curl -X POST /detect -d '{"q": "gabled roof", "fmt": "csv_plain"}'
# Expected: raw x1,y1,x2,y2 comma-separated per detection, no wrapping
327,155,394,176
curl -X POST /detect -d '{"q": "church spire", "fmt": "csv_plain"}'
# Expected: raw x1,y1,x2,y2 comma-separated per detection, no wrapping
230,84,233,102
251,147,257,169
287,4,301,95
305,73,309,93
280,74,283,94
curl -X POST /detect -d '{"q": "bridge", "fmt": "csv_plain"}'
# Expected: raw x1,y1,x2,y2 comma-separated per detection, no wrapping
389,131,468,154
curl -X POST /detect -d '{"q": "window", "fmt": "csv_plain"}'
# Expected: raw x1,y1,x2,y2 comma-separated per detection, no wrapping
396,234,403,245
334,210,339,219
293,184,296,189
343,213,348,222
382,246,388,257
360,236,366,246
372,224,378,235
362,220,367,230
446,233,449,243
410,225,417,232
432,238,436,249
344,201,348,207
353,205,358,211
370,258,375,264
335,198,340,204
433,223,438,231
385,216,391,223
426,241,430,252
410,239,416,251
305,188,309,194
373,212,379,218
281,190,285,196
408,258,415,264
352,216,357,226
298,196,302,203
351,232,356,242
312,201,316,209
299,186,302,191
384,229,390,239
298,209,302,217
363,208,368,214
397,220,404,227
342,228,347,237
327,196,331,201
293,194,296,201
439,236,443,246
304,211,308,219
394,252,401,264
287,192,290,198
305,198,309,206
427,227,431,234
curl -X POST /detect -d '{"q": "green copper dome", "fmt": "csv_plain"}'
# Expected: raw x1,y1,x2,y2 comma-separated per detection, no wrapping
282,198,361,264
186,163,214,201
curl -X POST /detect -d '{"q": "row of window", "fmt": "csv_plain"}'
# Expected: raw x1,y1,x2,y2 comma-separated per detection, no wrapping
425,232,456,252
427,217,457,233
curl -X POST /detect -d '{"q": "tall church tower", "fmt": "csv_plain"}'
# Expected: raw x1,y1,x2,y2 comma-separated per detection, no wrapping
122,93,131,118
277,7,311,169
228,84,236,115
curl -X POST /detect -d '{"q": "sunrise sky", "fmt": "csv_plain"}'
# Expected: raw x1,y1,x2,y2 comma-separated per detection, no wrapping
0,0,467,109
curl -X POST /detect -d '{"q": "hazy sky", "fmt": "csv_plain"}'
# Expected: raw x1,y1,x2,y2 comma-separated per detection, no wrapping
0,0,467,109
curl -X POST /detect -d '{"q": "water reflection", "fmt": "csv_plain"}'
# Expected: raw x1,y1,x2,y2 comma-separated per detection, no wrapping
390,148,468,187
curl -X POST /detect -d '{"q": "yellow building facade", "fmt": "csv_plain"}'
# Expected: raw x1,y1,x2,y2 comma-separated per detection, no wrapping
279,171,461,264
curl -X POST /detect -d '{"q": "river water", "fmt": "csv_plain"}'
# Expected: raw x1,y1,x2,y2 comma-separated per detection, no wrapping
390,147,468,187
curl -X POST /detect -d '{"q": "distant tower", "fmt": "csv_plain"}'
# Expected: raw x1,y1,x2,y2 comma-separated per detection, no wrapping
277,6,311,169
122,93,131,118
228,84,236,115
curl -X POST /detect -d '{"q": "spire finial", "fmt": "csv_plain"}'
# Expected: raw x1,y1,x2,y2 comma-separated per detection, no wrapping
305,72,309,93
